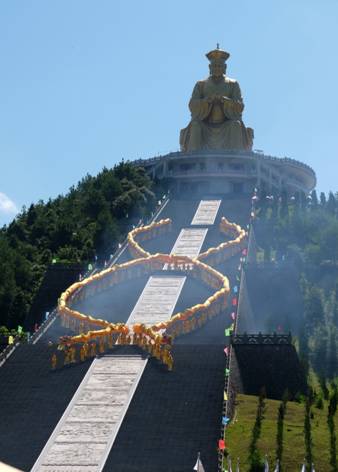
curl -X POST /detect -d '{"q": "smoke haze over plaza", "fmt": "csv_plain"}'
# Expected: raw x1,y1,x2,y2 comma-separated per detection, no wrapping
1,0,338,225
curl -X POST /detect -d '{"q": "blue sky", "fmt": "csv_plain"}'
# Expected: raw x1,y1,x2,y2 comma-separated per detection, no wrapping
1,0,338,226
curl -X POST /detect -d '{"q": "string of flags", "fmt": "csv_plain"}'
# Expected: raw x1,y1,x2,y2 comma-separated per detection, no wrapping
224,323,235,337
218,201,255,470
218,202,252,470
216,191,317,472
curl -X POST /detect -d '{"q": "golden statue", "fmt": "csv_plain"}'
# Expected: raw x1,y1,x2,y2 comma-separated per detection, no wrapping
180,47,254,152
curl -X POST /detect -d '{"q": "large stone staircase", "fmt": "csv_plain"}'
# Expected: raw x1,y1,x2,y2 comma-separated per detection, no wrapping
0,196,251,472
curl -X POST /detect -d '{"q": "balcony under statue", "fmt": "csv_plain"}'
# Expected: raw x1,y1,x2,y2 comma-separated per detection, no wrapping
180,47,254,152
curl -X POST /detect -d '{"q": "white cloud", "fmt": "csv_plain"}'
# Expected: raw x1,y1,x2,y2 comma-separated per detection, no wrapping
0,192,18,215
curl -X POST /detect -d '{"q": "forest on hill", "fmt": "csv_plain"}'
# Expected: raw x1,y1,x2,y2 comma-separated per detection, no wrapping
0,162,162,330
253,189,338,380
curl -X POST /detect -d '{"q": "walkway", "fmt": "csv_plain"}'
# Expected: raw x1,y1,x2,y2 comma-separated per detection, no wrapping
31,199,221,472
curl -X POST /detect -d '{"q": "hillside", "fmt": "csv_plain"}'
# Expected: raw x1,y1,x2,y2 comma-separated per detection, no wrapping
252,190,338,381
0,162,162,330
225,392,337,471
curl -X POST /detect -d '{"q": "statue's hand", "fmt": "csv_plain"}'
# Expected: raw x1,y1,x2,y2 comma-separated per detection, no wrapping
207,95,217,104
222,98,244,114
222,96,231,104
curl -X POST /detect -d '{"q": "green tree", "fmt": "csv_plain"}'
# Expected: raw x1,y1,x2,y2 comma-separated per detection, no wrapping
304,286,325,333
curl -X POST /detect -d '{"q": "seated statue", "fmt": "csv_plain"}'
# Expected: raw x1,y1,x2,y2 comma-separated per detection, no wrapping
180,47,254,152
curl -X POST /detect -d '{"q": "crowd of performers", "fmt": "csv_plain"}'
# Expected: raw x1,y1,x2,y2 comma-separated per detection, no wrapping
54,216,247,371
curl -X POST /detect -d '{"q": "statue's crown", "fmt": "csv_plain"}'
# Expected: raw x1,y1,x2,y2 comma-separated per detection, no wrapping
206,47,230,63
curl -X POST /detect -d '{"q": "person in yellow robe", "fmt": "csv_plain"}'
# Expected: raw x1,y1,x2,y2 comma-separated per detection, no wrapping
180,47,253,151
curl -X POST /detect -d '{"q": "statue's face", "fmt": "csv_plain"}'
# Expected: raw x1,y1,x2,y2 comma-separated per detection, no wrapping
209,61,226,79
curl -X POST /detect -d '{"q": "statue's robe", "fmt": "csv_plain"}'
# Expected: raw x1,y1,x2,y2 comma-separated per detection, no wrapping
180,76,253,151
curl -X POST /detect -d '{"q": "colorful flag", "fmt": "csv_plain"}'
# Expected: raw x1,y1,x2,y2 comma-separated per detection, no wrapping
224,391,228,401
8,335,14,345
242,248,247,256
232,298,237,306
233,286,238,293
218,439,225,450
193,452,205,472
222,416,230,425
225,368,230,376
17,325,23,334
225,328,232,337
231,312,236,321
224,347,229,356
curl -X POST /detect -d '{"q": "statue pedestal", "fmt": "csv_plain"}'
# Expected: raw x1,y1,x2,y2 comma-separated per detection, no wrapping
133,149,316,197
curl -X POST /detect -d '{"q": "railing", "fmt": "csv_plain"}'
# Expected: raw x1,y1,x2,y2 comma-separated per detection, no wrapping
0,336,20,368
132,150,316,182
231,332,292,345
166,168,257,177
30,309,59,345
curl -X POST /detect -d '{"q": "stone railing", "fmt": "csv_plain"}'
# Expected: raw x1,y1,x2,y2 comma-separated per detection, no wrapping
132,150,316,180
0,336,21,368
166,167,257,177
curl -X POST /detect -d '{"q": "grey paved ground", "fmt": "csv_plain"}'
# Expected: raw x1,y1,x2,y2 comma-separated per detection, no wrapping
103,345,226,472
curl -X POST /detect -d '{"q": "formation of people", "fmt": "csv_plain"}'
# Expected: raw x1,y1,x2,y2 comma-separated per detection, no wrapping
55,216,247,370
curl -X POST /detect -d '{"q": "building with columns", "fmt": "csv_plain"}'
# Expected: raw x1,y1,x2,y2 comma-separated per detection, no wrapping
133,149,316,196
